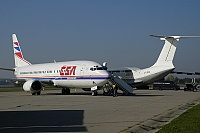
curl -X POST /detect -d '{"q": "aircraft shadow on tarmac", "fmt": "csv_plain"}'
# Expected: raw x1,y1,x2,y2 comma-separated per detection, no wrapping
44,92,92,96
44,92,165,97
0,110,86,132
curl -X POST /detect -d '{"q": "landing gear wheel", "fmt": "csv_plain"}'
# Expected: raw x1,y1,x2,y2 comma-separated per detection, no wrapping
62,88,65,94
103,91,111,96
92,90,98,96
62,88,70,95
32,91,41,95
66,88,70,94
37,91,41,95
32,93,36,95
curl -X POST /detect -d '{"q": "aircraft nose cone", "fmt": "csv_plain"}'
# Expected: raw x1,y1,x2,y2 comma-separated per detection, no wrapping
105,70,110,79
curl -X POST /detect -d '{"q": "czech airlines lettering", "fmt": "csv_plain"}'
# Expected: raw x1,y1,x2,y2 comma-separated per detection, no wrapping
60,66,77,76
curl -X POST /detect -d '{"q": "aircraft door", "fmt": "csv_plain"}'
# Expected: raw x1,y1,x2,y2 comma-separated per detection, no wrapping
80,64,86,76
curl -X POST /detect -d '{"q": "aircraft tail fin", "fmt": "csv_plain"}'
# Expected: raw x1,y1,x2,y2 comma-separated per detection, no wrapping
151,35,200,67
12,34,31,67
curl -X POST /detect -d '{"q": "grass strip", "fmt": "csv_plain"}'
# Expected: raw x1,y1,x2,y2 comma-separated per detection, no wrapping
157,103,200,133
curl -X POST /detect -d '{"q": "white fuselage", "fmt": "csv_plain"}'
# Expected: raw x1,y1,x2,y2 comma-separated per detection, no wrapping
110,65,175,87
15,60,110,88
132,65,175,84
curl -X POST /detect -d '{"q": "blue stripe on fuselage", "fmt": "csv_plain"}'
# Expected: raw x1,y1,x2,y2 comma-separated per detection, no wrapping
31,77,110,81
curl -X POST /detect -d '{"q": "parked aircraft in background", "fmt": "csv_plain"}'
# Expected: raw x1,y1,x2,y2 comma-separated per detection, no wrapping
0,34,109,96
109,35,200,93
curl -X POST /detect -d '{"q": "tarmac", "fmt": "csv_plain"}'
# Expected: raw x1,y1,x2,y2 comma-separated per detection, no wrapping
0,89,199,133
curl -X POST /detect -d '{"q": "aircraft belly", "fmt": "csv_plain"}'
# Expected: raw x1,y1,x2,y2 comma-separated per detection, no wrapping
136,69,174,84
53,79,108,88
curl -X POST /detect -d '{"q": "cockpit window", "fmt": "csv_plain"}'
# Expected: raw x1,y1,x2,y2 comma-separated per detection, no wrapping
90,68,97,71
90,66,105,71
97,67,103,70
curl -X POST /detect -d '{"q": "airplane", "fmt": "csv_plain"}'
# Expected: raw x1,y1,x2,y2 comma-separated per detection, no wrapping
0,34,110,96
109,35,200,93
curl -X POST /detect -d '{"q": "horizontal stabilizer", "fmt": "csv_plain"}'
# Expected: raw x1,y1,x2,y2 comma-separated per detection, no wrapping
0,67,15,71
150,35,200,39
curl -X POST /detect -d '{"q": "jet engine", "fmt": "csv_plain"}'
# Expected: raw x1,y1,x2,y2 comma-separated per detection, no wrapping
23,80,43,95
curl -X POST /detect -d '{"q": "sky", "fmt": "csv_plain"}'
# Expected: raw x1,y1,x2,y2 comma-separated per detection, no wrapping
0,0,200,78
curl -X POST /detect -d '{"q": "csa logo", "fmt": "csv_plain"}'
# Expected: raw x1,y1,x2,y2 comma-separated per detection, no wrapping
60,66,77,76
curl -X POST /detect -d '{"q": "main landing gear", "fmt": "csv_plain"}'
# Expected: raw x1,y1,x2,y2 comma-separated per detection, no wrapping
32,91,41,95
62,88,70,95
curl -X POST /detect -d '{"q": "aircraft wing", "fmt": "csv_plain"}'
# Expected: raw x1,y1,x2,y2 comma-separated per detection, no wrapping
0,78,54,86
0,78,26,86
38,79,54,85
133,79,143,83
171,71,200,75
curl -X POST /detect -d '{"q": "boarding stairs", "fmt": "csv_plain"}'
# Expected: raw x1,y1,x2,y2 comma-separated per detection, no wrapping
109,76,134,94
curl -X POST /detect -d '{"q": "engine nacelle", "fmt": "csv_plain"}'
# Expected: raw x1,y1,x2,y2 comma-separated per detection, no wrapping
23,80,43,93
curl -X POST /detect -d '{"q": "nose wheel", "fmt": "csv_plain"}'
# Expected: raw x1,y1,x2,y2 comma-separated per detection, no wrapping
32,91,41,95
92,90,98,96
